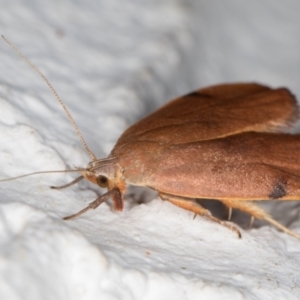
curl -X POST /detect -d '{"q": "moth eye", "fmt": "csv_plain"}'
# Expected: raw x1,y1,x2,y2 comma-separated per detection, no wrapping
96,176,108,188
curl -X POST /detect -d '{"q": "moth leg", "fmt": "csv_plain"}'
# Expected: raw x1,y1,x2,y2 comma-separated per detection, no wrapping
51,176,84,190
159,193,241,238
228,207,232,220
220,199,300,240
63,188,122,220
249,216,254,228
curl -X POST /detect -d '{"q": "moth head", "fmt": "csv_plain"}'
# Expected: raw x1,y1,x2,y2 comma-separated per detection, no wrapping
81,157,125,192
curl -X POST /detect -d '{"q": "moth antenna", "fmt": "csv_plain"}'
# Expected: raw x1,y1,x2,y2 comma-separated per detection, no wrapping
0,168,86,182
1,35,97,161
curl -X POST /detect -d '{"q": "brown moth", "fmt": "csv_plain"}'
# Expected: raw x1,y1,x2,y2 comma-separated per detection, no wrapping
2,36,300,239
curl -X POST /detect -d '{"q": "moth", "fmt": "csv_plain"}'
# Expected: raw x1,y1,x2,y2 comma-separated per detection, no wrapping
2,36,300,239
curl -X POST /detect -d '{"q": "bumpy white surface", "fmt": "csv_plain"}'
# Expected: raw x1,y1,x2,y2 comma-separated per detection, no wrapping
1,1,300,299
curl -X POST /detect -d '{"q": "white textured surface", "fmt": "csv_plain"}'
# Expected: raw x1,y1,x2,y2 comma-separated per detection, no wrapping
1,1,300,299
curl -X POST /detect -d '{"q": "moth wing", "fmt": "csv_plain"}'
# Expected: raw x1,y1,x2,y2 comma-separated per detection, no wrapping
111,83,300,189
142,132,300,200
116,83,298,145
